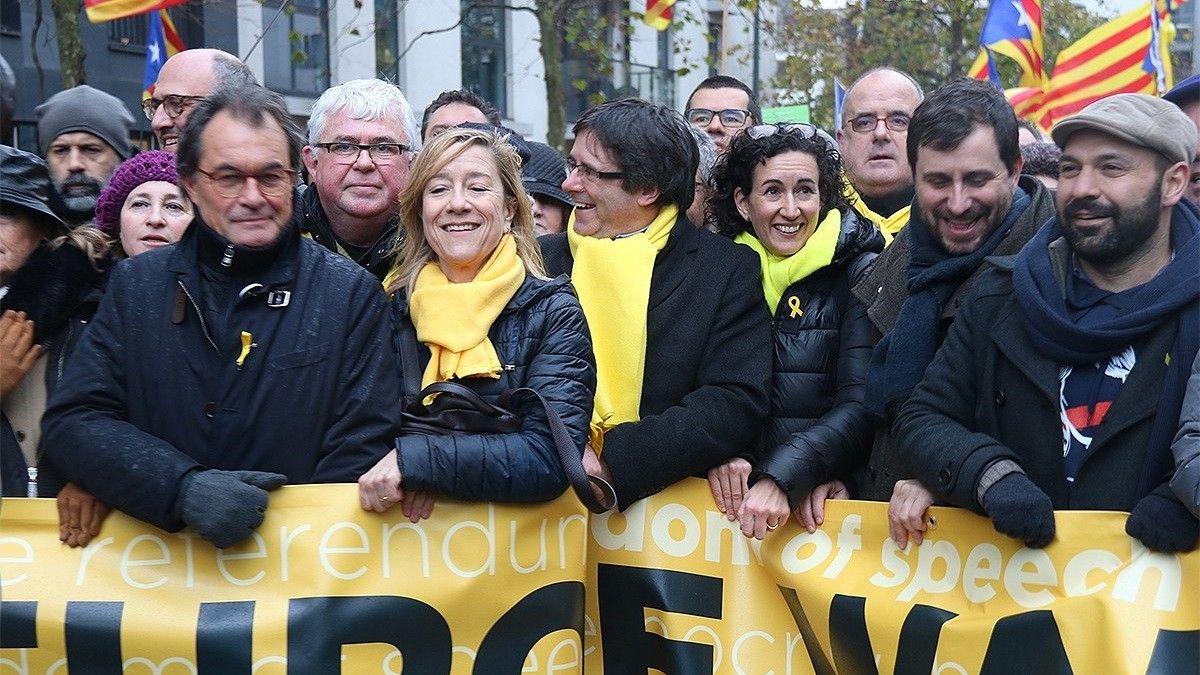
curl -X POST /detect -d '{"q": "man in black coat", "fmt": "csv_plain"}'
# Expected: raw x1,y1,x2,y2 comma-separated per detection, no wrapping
851,80,1057,549
895,93,1200,553
42,86,400,549
540,98,770,509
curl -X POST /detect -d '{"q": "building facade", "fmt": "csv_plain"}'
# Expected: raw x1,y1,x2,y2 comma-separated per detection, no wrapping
1,0,775,150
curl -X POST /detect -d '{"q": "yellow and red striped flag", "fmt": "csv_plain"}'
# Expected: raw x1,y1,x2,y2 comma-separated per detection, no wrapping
644,0,676,31
1042,0,1182,123
85,0,188,23
143,9,185,99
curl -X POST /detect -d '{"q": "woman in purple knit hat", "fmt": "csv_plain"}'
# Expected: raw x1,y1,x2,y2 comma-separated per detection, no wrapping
94,150,193,257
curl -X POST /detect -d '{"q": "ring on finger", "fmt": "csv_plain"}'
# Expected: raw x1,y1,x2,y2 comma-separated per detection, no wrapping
766,521,779,531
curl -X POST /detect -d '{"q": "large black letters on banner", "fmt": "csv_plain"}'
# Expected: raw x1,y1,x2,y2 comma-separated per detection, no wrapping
1146,629,1200,674
197,601,255,674
978,610,1071,674
0,601,37,649
287,596,452,673
65,601,123,674
474,581,585,674
597,563,723,673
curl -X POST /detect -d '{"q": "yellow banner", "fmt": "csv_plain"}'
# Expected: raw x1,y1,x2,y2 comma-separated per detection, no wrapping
2,479,1196,674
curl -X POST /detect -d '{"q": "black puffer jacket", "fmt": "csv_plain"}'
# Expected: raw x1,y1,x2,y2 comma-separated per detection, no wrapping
748,210,884,505
392,274,596,502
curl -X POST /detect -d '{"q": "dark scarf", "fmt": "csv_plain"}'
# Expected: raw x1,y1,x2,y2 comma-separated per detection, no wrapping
1013,199,1200,498
860,184,915,219
866,186,1031,417
0,243,106,344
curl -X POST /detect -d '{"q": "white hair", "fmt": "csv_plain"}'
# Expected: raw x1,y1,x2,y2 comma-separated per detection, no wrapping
687,123,718,184
307,78,421,151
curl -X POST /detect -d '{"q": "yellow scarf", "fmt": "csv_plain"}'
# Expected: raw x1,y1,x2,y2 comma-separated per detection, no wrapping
734,208,842,314
567,204,678,450
408,234,525,387
845,181,911,246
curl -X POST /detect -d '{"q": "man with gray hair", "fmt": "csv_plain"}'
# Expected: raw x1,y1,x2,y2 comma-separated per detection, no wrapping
300,78,421,279
685,123,718,230
144,48,256,151
42,85,399,550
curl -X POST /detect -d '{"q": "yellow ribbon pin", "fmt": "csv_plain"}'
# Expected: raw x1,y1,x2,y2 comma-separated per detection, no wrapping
787,296,804,318
236,331,254,367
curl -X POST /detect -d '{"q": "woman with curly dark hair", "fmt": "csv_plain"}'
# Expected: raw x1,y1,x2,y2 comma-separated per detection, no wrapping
705,123,884,539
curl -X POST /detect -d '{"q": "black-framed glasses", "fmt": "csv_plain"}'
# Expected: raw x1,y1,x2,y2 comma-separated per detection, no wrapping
313,141,411,163
565,157,624,181
196,167,297,198
844,113,911,134
141,94,207,121
685,108,751,128
746,123,836,149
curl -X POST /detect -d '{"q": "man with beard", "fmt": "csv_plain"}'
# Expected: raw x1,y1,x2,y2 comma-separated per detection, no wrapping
35,85,135,226
850,79,1055,550
894,94,1199,553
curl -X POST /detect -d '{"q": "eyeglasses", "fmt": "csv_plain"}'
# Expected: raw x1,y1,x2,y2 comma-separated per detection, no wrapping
844,113,911,134
141,94,207,121
746,123,837,149
196,167,297,198
685,108,751,128
314,142,411,163
565,157,624,182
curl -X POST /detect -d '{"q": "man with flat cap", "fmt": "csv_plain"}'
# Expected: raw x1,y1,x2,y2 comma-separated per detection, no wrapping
35,85,136,226
895,93,1200,553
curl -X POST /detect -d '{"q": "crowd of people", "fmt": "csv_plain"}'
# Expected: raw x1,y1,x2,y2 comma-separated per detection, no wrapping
1,47,1197,559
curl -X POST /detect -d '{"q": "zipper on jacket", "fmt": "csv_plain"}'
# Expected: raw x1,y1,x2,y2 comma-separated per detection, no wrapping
26,467,38,498
176,280,220,353
221,244,235,267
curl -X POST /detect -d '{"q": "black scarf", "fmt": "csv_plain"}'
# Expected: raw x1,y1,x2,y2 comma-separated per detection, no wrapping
1013,199,1199,498
866,186,1031,417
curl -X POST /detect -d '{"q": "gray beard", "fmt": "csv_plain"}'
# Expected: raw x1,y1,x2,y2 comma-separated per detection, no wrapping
59,193,98,214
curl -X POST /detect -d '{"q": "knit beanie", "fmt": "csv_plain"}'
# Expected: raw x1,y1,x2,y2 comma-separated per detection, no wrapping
35,85,135,159
93,151,180,235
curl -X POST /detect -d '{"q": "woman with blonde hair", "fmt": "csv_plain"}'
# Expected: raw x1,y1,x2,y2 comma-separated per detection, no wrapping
358,127,596,521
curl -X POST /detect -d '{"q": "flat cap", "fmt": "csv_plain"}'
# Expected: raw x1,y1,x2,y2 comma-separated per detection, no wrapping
1051,93,1197,165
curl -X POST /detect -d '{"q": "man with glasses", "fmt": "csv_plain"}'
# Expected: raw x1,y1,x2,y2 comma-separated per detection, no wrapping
144,48,256,152
541,97,770,510
300,79,421,280
848,79,1056,547
34,85,135,226
836,67,924,243
684,75,761,153
42,86,399,550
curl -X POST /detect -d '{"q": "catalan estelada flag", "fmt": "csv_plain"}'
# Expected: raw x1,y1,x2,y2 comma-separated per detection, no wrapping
1042,0,1183,123
968,49,1002,87
977,0,1045,88
644,0,675,31
142,9,185,99
85,0,189,23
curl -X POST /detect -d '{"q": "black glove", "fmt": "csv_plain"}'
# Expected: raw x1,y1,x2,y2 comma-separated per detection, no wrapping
1126,489,1200,553
982,472,1056,548
176,469,288,548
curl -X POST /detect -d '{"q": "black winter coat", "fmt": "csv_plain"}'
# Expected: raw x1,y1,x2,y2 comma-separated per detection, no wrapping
541,216,772,508
0,243,106,497
749,211,883,505
297,184,399,281
894,256,1180,512
392,274,596,502
42,221,400,531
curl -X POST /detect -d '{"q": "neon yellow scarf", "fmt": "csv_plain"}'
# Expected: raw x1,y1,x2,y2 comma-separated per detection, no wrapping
408,234,525,387
845,181,910,245
734,208,842,314
567,205,678,450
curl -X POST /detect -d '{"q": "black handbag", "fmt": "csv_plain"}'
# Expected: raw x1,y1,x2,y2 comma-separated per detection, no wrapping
397,318,616,513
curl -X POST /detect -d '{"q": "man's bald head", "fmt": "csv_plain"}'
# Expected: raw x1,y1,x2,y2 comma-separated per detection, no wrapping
837,67,924,199
150,49,256,151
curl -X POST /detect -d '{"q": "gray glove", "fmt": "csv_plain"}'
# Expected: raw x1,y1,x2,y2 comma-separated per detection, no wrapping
175,469,288,548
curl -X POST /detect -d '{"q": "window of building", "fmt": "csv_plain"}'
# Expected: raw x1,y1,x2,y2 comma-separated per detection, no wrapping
460,1,507,117
107,14,148,53
375,0,399,82
262,0,329,96
0,0,20,35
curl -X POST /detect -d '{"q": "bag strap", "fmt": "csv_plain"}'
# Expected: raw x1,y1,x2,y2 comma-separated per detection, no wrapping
416,381,508,415
501,387,617,514
396,314,424,409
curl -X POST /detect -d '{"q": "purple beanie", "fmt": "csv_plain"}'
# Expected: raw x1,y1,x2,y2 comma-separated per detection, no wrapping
94,150,181,235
